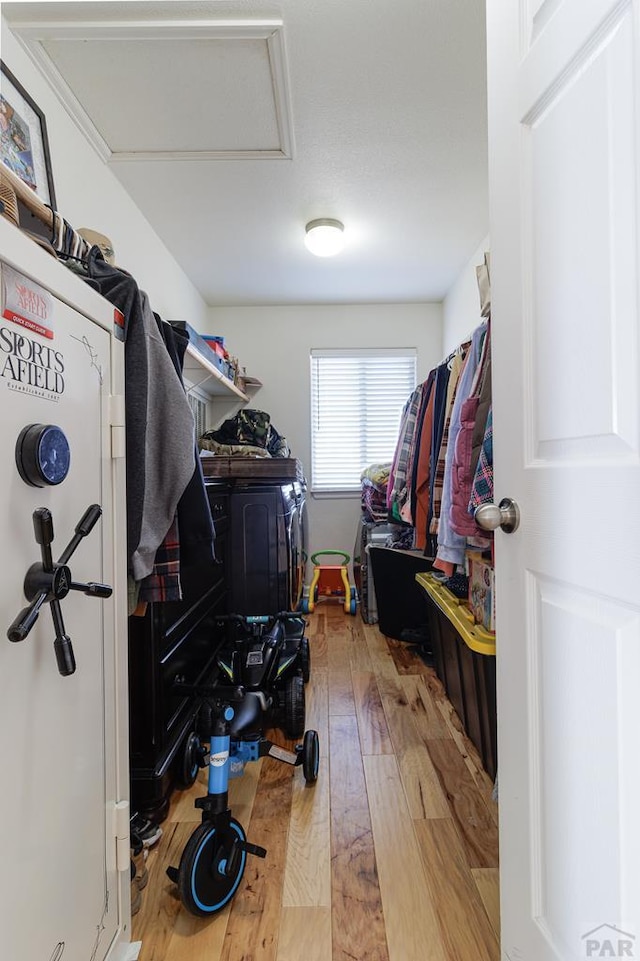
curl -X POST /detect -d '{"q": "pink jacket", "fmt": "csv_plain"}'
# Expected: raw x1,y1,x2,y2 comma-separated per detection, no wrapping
450,329,491,537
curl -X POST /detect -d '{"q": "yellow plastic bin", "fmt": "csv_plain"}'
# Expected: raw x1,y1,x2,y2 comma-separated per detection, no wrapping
416,572,497,779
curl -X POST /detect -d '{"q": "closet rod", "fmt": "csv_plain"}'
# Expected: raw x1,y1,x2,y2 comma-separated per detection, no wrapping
1,165,54,230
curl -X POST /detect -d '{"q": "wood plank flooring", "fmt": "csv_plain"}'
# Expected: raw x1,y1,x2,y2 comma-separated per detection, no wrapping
132,605,500,960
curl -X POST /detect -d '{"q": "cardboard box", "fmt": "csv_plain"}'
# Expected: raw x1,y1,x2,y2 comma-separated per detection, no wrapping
466,552,495,633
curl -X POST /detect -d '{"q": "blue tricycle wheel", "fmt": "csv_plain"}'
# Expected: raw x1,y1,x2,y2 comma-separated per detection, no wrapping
301,598,310,614
349,598,357,616
178,819,247,916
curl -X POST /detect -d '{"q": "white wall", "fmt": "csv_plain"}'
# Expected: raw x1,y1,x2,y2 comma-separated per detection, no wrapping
208,303,442,563
1,21,208,324
442,234,490,355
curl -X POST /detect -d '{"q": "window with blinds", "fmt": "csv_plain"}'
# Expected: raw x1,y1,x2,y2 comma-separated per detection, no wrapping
188,393,207,441
310,348,417,492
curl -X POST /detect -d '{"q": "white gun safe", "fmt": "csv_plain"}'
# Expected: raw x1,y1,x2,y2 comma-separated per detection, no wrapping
0,216,131,961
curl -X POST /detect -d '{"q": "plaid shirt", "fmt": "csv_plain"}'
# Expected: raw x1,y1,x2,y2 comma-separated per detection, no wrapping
388,384,425,520
469,407,493,508
138,515,182,603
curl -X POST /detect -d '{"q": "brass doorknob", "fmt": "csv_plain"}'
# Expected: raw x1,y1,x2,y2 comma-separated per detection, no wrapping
474,498,520,534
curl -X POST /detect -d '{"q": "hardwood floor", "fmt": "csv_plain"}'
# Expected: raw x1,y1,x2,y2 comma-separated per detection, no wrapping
132,605,500,960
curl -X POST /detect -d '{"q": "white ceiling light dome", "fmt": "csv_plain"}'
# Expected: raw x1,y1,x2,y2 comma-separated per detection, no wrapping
304,219,345,257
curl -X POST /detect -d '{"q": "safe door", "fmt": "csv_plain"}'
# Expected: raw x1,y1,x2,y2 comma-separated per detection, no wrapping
0,247,128,961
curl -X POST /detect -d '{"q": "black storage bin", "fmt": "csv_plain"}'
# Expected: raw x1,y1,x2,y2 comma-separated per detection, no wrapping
368,547,433,641
417,574,497,780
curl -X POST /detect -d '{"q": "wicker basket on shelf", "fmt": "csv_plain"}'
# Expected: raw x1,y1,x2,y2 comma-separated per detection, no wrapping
0,174,20,227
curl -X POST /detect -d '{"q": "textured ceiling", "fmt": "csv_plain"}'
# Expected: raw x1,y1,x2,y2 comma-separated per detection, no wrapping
4,0,488,307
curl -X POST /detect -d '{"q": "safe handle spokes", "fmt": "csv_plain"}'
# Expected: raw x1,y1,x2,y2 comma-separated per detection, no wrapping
6,505,112,676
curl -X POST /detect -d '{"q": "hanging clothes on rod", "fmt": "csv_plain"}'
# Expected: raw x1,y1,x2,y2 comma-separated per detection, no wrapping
427,339,471,541
433,320,491,574
387,253,493,570
386,380,428,526
386,339,463,527
387,329,483,546
449,322,492,538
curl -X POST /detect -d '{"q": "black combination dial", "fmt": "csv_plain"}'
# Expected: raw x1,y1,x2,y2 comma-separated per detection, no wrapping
16,424,71,488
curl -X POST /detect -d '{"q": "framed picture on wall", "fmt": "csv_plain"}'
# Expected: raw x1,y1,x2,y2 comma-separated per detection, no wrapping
0,60,56,208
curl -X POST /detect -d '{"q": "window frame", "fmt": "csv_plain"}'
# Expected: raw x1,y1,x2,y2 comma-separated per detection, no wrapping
309,347,417,496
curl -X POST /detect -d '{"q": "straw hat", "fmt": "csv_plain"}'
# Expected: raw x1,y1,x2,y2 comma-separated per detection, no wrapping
0,174,19,227
0,173,56,257
78,227,116,266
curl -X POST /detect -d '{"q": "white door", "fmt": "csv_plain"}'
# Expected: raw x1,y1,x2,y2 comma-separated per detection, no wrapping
487,1,640,959
0,254,124,960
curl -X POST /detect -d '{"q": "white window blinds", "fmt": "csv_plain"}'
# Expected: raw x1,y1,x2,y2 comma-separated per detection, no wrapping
310,348,417,492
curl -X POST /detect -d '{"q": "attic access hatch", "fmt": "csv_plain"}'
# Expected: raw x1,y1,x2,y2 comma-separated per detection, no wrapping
10,16,295,162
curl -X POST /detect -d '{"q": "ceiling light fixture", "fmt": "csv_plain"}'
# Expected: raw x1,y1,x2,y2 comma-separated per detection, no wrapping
304,218,345,257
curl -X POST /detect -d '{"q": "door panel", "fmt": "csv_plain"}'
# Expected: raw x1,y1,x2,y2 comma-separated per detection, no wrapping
529,574,633,950
0,269,119,961
525,9,638,459
487,0,640,957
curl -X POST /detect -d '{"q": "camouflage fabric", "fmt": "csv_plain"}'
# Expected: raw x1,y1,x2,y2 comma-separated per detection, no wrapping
202,409,291,457
267,427,290,458
199,439,271,458
235,409,271,447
